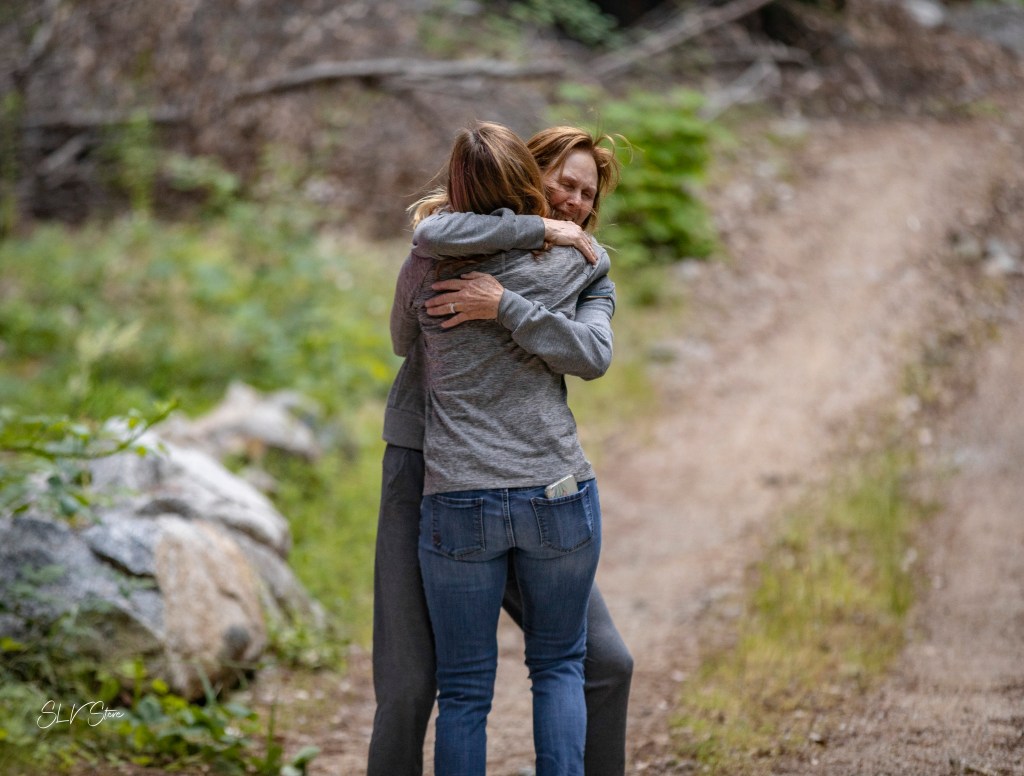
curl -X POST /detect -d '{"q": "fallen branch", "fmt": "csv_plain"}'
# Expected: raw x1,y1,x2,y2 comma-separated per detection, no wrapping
695,42,812,68
20,56,563,130
957,761,999,776
11,0,65,92
20,106,188,131
591,0,779,80
699,59,781,120
38,133,91,179
234,57,563,100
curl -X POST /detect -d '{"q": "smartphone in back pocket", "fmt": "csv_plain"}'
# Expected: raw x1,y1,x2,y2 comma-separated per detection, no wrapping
544,474,577,499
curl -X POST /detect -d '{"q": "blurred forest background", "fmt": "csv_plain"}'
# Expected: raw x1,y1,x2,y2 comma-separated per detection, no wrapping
2,1,1023,774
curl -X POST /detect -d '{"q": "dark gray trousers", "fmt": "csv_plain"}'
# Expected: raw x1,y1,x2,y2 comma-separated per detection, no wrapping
367,444,633,776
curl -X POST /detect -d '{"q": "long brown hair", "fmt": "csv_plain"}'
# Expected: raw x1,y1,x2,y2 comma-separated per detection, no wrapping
411,122,549,226
527,126,621,232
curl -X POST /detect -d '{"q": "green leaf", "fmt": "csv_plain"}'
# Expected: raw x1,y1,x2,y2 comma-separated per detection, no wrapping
0,636,27,652
290,744,321,766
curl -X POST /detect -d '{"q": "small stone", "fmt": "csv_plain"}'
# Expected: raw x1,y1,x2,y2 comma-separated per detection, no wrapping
982,252,1023,278
950,232,984,264
900,0,946,28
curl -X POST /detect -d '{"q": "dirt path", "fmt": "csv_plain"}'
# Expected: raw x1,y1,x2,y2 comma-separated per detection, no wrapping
292,111,1023,775
588,116,1021,775
775,274,1024,776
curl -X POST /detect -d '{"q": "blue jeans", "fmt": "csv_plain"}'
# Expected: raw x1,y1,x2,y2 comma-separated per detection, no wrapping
419,479,602,776
368,446,632,776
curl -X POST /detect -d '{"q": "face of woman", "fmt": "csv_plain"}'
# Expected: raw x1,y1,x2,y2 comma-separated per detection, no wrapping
542,149,598,226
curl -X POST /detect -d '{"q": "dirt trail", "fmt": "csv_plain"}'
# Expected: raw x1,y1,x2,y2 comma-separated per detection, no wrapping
296,113,1023,775
593,117,1020,774
596,117,1019,772
776,273,1024,776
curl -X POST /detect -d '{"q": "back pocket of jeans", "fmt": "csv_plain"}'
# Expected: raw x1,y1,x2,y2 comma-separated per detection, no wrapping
429,494,486,559
531,485,593,553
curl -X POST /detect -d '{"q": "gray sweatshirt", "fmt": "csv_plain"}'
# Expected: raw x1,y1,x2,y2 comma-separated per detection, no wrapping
383,210,615,453
390,211,613,495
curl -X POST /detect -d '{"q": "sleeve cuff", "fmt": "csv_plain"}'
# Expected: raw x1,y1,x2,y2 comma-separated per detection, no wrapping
517,215,546,250
497,289,533,331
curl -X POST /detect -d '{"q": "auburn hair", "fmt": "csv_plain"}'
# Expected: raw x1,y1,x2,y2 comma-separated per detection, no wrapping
411,122,549,226
527,126,622,232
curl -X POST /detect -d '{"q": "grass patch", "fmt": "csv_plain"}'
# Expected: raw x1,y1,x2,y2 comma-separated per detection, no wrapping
0,209,405,635
672,448,930,772
0,209,407,771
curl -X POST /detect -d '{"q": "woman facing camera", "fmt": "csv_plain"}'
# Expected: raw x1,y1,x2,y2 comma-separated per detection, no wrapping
391,122,610,776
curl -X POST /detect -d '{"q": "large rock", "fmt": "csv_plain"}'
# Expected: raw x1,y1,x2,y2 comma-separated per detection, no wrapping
154,518,267,699
0,515,165,662
89,432,291,555
949,5,1024,54
161,381,322,462
0,423,323,700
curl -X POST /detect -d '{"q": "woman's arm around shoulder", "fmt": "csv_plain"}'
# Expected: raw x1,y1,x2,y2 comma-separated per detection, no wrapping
413,209,599,264
412,209,544,259
499,265,616,381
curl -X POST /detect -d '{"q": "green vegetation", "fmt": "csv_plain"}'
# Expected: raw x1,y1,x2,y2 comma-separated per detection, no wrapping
0,194,406,771
0,405,173,522
1,92,20,236
556,86,720,268
419,0,621,58
510,0,622,47
263,430,385,647
672,449,930,772
0,206,395,418
103,111,160,215
0,635,318,775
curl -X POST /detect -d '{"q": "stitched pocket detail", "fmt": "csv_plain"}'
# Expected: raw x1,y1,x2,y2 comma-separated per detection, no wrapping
530,484,593,553
429,494,486,559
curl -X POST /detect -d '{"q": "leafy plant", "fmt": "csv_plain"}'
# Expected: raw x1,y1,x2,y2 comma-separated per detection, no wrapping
103,110,160,214
554,86,719,268
0,621,321,776
600,89,718,267
165,152,242,216
0,404,174,522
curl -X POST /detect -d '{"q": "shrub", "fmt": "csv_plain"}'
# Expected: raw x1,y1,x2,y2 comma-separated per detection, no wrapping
555,86,719,268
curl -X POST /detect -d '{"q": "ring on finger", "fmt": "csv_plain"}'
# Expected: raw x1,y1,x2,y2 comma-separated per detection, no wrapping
449,302,456,314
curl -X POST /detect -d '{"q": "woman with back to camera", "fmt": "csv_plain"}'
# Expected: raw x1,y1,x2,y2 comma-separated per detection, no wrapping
391,121,610,775
370,126,632,776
